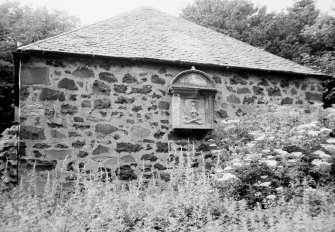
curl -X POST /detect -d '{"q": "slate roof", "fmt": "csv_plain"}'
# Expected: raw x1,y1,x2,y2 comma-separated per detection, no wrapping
18,7,325,76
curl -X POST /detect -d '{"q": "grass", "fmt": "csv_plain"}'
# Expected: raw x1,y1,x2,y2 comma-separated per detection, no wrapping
1,104,335,231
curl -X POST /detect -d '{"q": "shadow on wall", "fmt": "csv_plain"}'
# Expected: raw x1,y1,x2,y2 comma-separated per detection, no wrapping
0,64,14,133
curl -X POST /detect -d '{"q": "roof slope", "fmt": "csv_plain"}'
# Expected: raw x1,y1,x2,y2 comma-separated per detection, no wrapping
18,7,324,76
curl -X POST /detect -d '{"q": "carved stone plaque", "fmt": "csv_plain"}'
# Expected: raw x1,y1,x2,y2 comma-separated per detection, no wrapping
169,67,217,130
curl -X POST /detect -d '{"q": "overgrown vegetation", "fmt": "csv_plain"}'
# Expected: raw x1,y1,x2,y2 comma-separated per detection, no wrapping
1,104,335,231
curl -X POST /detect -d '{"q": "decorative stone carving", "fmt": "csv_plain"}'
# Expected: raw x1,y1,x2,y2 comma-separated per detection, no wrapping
169,67,217,129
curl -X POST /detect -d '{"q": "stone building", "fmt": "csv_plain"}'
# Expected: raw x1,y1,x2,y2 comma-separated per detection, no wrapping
13,7,328,183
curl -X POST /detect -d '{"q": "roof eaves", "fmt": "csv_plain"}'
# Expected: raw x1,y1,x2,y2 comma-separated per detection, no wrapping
16,49,330,78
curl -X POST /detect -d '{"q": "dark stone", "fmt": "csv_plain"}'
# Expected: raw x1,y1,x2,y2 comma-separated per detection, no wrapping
227,94,241,104
72,67,94,78
132,105,142,112
20,87,30,101
158,67,167,74
306,92,322,101
73,124,90,130
58,78,78,90
267,87,281,96
61,104,78,115
121,155,136,163
158,101,170,110
54,70,61,76
252,86,264,95
116,142,143,153
151,75,166,85
141,153,157,161
258,79,269,86
55,144,69,149
161,120,169,124
78,151,89,158
236,108,246,116
69,131,81,137
46,60,65,68
20,126,45,140
215,109,228,118
154,163,166,170
93,80,111,95
237,87,251,94
22,159,57,171
127,119,135,124
283,145,305,153
99,63,111,71
122,73,137,83
70,95,77,101
281,97,293,105
197,144,210,152
58,92,65,101
243,96,256,104
156,142,168,153
40,88,64,101
47,122,64,128
93,145,109,155
81,100,91,108
116,165,137,181
148,105,157,111
33,150,43,158
74,117,84,123
115,96,134,104
33,143,51,149
280,79,290,88
132,85,152,94
99,72,117,83
230,76,247,85
301,84,307,90
94,99,111,109
296,100,303,104
72,140,85,148
160,172,170,182
95,124,118,135
114,84,127,93
20,67,50,85
50,130,66,139
212,75,221,84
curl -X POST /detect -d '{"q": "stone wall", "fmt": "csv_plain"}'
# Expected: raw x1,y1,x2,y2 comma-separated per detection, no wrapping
18,55,323,184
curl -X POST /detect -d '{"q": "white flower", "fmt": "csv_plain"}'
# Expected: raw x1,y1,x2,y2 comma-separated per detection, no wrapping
266,195,276,200
259,182,271,187
217,173,238,182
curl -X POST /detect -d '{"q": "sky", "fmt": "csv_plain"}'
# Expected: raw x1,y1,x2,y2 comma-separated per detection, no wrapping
1,0,335,25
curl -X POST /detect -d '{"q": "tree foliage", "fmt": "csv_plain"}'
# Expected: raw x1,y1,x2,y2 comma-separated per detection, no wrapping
0,0,80,62
182,0,335,107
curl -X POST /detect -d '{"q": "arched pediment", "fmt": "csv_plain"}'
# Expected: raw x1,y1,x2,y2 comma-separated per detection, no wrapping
169,67,217,93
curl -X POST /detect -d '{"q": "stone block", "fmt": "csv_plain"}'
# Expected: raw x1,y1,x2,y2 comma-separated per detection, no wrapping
114,84,127,93
58,78,78,90
45,149,71,160
141,153,158,161
116,142,143,153
81,100,92,108
20,126,45,140
20,67,50,85
116,165,137,180
158,101,170,110
156,142,168,153
99,72,117,83
122,73,137,83
115,96,134,104
93,145,110,155
131,126,150,140
95,124,118,135
227,94,241,104
237,87,251,94
306,92,322,101
61,104,78,115
151,75,166,85
40,88,64,101
93,80,111,95
94,99,111,109
121,155,136,163
72,67,94,78
50,130,66,139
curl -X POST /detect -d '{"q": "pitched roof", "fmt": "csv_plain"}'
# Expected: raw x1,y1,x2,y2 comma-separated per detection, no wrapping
18,7,325,76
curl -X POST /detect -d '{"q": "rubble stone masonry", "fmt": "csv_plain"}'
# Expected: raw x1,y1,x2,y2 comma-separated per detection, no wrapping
17,55,323,184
